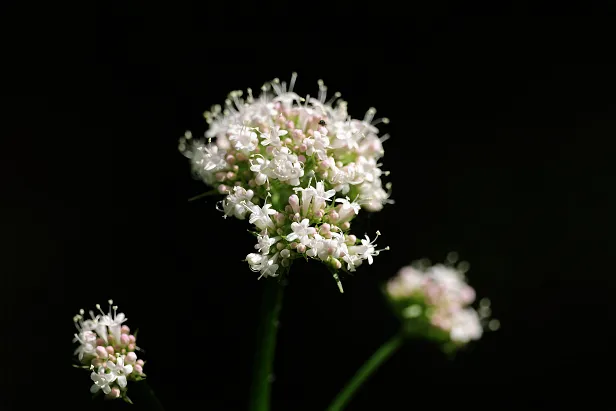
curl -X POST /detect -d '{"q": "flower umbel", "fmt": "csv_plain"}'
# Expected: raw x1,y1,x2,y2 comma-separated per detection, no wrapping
180,75,392,291
385,253,500,352
73,300,146,403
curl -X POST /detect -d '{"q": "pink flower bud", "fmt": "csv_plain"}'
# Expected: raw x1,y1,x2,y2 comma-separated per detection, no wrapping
236,152,247,162
290,242,298,249
232,164,239,172
315,210,324,218
226,171,235,180
135,364,143,374
108,354,116,362
286,121,295,129
92,358,103,367
125,352,137,364
284,137,293,145
274,212,284,223
121,325,130,334
128,335,136,343
320,223,331,233
293,212,301,221
265,146,274,155
297,155,306,163
215,171,226,182
96,346,108,358
96,338,105,346
226,154,236,164
217,185,228,194
346,234,357,244
329,211,339,222
332,258,342,269
128,344,135,351
296,244,306,253
136,359,144,366
106,387,121,399
288,194,300,214
105,345,115,355
341,222,351,230
299,144,307,152
120,334,130,345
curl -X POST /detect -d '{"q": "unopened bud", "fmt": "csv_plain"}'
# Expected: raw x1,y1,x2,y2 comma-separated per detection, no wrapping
120,334,130,345
125,352,137,364
96,346,108,358
121,325,130,334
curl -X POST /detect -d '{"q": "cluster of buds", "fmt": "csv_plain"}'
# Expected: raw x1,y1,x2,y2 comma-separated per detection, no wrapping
72,301,145,403
385,254,500,351
180,74,392,291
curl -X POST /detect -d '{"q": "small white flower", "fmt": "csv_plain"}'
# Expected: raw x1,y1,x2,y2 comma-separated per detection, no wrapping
260,125,287,147
248,202,277,231
222,186,255,220
228,125,259,152
73,330,97,361
285,219,316,244
107,355,133,388
255,231,279,254
90,367,114,395
335,196,361,223
249,155,270,186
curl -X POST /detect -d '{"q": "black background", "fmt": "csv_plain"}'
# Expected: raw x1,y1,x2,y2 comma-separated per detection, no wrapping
2,2,614,410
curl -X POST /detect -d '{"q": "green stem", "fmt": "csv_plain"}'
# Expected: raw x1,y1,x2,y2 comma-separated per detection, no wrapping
248,280,285,411
326,334,404,411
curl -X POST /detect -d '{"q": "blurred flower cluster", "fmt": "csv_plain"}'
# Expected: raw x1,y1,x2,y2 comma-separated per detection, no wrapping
180,74,392,291
72,301,145,402
385,254,499,351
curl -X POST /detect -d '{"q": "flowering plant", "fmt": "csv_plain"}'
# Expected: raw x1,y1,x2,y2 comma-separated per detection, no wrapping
179,74,391,291
385,254,500,353
72,301,146,403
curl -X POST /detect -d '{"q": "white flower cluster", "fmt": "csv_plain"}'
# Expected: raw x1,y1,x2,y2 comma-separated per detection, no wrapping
180,74,392,291
386,256,499,348
73,301,145,402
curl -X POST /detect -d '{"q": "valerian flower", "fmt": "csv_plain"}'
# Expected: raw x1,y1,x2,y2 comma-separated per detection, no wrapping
180,74,393,291
385,254,500,352
73,301,147,403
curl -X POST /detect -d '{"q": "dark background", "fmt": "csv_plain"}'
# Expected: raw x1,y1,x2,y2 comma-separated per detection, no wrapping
2,2,614,410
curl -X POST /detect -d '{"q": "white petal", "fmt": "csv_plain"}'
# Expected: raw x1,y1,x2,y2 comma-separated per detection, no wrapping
102,385,112,395
118,375,127,388
90,384,101,394
124,364,133,375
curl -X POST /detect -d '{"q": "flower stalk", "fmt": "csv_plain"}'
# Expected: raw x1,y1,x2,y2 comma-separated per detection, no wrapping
248,280,285,411
326,334,404,411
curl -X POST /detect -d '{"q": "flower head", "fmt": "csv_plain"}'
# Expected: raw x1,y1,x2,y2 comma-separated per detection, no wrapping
73,301,146,403
180,75,393,291
385,254,499,351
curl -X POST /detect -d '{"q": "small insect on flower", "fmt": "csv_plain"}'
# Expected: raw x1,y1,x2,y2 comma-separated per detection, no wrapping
318,119,327,126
